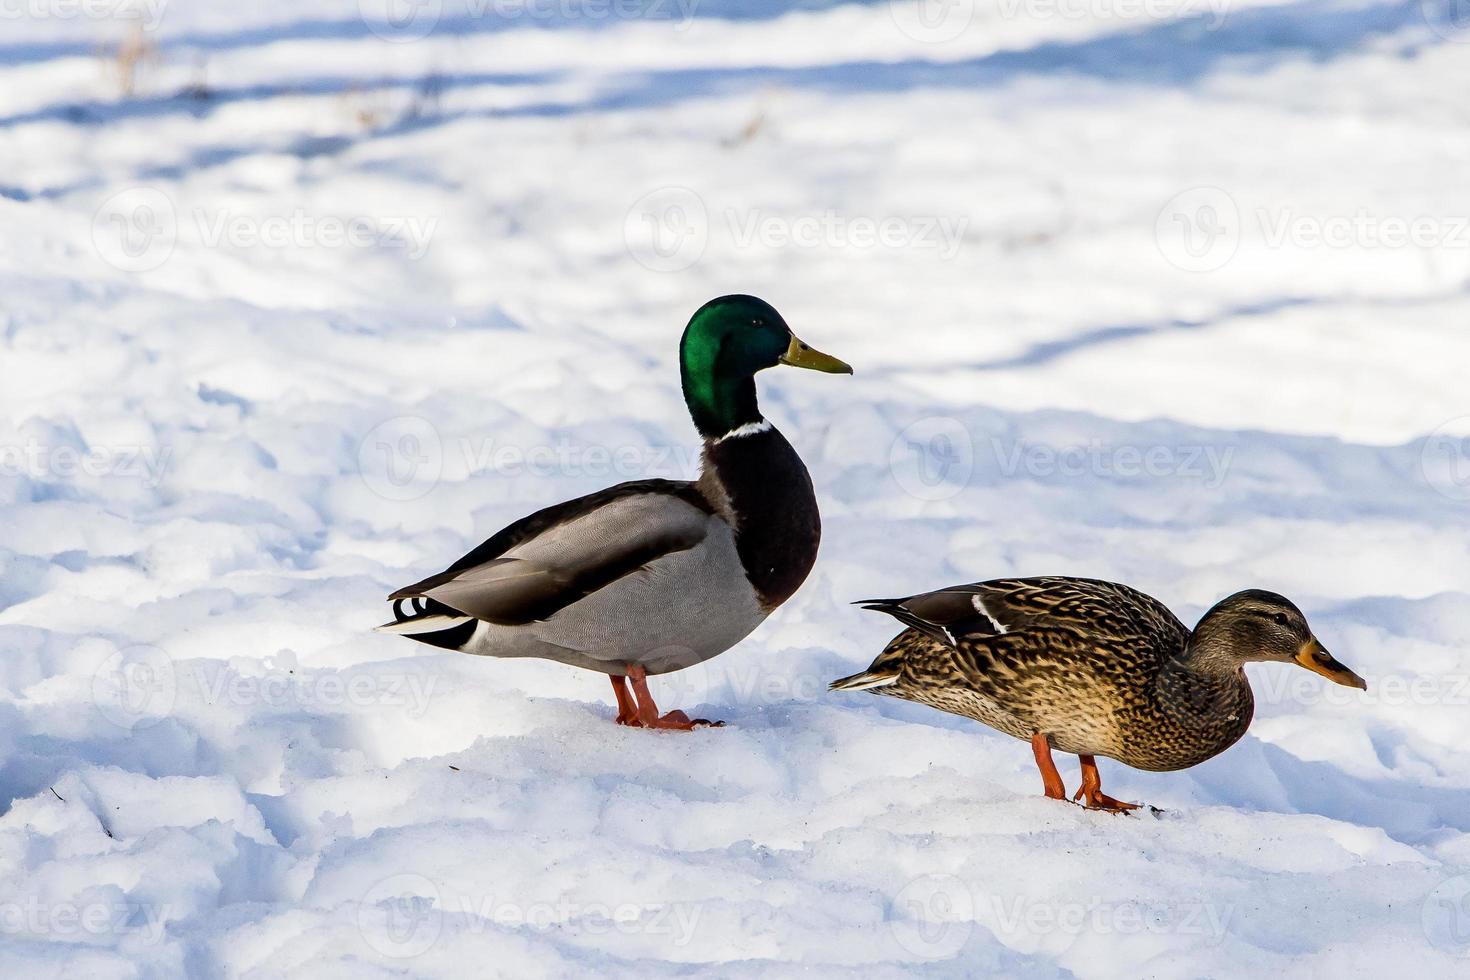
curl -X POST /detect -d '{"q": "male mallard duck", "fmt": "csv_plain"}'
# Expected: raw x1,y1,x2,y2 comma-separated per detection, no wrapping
378,295,851,729
831,577,1365,810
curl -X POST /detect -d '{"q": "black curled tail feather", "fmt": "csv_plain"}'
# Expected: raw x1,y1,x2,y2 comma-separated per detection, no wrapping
855,598,958,647
376,595,478,650
390,595,465,623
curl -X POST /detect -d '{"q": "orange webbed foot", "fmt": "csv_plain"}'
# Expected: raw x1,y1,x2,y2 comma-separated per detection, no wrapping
1074,755,1142,813
622,666,723,732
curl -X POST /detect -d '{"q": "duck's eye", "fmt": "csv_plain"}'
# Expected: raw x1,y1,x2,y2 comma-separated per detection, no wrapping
751,318,766,327
1270,612,1290,627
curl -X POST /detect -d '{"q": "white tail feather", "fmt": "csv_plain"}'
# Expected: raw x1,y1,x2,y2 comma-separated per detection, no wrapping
829,671,900,692
374,613,473,634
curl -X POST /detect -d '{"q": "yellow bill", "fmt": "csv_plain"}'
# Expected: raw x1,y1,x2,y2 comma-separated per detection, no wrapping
780,334,852,374
1295,637,1367,690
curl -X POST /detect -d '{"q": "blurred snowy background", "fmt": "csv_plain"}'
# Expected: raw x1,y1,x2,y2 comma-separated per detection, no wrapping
2,0,1470,976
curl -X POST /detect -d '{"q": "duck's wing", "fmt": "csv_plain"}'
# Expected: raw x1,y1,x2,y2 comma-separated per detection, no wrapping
858,576,1187,650
381,479,716,630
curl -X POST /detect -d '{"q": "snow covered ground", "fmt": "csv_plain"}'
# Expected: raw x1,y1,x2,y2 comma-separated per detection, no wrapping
2,0,1470,975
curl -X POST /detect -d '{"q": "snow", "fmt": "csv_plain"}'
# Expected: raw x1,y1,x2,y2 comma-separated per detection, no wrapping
2,0,1469,975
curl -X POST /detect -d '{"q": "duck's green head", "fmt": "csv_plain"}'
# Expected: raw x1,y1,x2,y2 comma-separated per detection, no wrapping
1196,590,1366,690
679,295,851,438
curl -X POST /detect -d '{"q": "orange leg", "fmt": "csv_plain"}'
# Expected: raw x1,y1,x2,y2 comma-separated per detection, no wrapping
626,664,720,731
610,675,639,726
1072,755,1140,813
1030,733,1067,800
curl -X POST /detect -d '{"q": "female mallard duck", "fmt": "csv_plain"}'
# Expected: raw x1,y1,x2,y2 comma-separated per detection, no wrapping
378,295,851,730
831,577,1365,811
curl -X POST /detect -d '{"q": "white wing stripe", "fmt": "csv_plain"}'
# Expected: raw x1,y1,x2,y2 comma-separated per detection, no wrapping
972,595,1008,634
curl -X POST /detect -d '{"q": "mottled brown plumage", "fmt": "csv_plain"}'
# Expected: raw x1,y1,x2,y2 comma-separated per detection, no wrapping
832,577,1366,809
